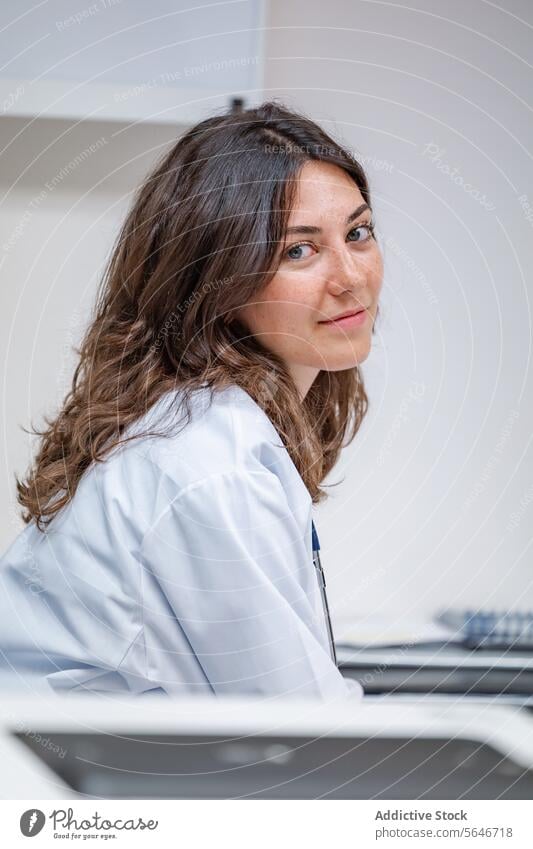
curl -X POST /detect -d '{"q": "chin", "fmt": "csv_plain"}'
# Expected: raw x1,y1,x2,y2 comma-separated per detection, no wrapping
320,343,372,371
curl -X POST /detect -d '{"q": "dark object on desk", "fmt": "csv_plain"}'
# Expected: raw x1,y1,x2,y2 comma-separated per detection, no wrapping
338,642,533,696
436,608,533,651
15,729,533,800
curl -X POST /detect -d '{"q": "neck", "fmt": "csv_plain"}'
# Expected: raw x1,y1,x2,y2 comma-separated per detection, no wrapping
288,364,320,401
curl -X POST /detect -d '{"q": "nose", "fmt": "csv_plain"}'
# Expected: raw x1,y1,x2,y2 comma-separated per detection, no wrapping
324,242,367,298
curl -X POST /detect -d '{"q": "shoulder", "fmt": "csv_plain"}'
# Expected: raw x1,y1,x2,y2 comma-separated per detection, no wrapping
103,383,311,523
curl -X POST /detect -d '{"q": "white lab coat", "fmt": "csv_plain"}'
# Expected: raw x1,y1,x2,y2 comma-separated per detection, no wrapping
0,384,362,701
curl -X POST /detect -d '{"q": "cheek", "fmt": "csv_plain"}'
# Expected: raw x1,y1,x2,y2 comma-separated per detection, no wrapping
254,275,315,330
371,249,384,290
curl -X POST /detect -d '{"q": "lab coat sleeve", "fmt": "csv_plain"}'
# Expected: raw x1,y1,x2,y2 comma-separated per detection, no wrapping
140,468,362,701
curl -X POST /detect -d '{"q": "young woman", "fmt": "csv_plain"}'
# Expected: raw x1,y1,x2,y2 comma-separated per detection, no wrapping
0,101,383,699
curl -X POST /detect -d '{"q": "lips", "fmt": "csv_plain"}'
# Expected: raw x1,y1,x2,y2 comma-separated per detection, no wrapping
319,307,366,323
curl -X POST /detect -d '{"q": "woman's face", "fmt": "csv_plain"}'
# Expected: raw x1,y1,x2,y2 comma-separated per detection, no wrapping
234,160,384,398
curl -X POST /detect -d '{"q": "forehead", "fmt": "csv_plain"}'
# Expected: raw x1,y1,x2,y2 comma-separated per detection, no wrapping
288,160,364,221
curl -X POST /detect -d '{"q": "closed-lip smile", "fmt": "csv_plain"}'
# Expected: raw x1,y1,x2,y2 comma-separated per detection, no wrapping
319,307,367,323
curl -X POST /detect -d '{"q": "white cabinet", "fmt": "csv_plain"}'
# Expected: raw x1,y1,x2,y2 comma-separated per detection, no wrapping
1,0,265,126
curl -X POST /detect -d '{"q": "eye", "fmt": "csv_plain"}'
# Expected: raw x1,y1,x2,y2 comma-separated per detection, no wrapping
284,242,316,261
347,222,375,243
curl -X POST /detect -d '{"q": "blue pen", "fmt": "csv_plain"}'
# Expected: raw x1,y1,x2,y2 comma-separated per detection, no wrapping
311,520,338,667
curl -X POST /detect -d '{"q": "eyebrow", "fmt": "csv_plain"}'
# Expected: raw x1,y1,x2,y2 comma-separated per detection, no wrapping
285,203,370,236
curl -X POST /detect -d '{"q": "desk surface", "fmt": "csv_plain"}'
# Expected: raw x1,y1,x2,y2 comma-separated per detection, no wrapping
1,690,533,799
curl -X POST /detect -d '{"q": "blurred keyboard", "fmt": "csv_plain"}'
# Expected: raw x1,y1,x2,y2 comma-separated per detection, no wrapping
436,609,533,651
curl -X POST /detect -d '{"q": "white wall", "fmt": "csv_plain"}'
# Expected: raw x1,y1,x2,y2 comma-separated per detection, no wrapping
263,0,533,627
0,0,264,546
0,115,175,544
1,0,532,633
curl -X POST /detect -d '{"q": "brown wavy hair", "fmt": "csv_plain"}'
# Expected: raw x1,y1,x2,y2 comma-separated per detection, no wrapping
16,100,379,532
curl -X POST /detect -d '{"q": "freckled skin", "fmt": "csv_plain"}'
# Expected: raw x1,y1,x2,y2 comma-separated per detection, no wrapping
235,160,384,398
